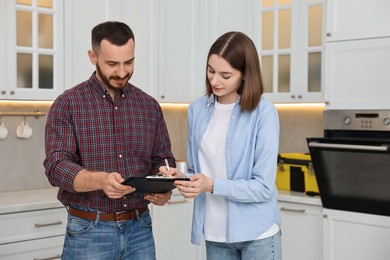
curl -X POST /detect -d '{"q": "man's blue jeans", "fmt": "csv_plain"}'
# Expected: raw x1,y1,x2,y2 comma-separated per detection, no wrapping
61,206,155,260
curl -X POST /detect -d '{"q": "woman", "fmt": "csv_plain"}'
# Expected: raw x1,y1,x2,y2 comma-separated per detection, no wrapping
168,31,281,260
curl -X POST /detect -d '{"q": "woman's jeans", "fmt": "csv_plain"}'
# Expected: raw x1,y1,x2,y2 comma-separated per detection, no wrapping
205,230,282,260
61,207,155,260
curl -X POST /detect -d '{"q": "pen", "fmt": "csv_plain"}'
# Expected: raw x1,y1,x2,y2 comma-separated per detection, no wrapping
165,159,170,171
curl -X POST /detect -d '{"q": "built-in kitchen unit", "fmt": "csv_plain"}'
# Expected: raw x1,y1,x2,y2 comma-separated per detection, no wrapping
1,0,390,260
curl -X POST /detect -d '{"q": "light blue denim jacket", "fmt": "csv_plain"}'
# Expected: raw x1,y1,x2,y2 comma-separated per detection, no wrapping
186,94,280,245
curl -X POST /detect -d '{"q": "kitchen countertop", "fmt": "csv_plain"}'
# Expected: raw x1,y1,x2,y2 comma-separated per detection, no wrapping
0,187,321,215
278,189,322,206
0,187,63,214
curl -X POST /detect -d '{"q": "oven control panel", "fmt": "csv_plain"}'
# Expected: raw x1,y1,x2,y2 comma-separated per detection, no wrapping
325,110,390,131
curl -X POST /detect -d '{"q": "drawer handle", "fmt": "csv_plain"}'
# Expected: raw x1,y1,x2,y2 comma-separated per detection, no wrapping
168,199,187,204
34,220,63,228
280,207,306,213
33,255,61,260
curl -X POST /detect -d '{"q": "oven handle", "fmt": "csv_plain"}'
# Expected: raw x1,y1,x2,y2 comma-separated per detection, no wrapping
308,141,390,151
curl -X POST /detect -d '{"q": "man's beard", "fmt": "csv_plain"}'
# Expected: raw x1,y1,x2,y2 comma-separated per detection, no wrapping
96,63,132,93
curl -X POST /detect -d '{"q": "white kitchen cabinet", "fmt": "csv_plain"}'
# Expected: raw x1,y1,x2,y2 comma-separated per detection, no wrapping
64,0,156,94
63,0,202,102
3,0,291,102
208,0,255,42
144,0,257,103
118,0,158,97
0,236,63,260
260,0,325,103
0,0,156,100
279,201,323,260
1,0,64,100
324,0,390,110
0,207,67,260
151,193,206,260
154,0,205,103
324,37,390,109
64,0,200,102
326,0,390,42
322,208,390,260
63,0,120,91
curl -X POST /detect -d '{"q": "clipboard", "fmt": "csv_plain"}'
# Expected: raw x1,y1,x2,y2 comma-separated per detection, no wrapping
122,176,190,193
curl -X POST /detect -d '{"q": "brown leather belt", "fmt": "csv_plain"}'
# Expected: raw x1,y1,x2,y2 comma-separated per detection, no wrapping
68,206,148,222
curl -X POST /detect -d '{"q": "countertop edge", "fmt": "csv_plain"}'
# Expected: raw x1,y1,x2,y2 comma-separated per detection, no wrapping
0,188,322,214
278,190,322,206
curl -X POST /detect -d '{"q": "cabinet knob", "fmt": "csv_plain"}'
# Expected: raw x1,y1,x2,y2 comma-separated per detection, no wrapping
291,95,296,99
297,95,302,99
10,91,15,95
323,214,328,218
326,32,332,37
160,95,165,99
0,90,5,95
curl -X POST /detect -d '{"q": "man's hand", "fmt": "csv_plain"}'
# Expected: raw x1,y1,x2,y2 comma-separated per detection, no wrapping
144,191,172,206
102,172,135,199
74,169,134,198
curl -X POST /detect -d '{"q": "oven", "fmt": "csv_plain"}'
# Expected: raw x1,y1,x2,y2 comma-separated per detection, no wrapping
307,110,390,216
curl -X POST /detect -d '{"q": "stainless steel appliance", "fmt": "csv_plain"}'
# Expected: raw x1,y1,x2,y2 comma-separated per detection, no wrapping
307,110,390,216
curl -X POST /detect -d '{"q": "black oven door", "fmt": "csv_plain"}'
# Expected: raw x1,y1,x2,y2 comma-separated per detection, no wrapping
307,137,390,216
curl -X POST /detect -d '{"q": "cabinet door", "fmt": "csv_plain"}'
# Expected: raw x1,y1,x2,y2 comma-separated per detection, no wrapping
64,0,116,90
151,194,205,260
156,0,205,103
0,207,67,244
209,0,254,39
326,0,390,42
279,201,323,260
0,235,63,260
324,37,390,110
64,0,158,96
119,0,157,97
322,208,390,260
260,0,325,103
3,0,64,100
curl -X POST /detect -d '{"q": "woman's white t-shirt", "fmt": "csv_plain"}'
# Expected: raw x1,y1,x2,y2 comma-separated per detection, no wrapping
200,100,233,242
199,100,279,242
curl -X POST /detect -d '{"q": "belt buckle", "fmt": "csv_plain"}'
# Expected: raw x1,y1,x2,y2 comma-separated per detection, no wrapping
114,211,128,222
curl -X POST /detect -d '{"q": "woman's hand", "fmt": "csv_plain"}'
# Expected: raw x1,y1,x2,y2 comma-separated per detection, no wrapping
174,173,213,198
159,165,186,178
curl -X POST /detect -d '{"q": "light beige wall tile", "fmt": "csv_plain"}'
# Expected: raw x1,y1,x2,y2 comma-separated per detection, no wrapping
277,105,324,153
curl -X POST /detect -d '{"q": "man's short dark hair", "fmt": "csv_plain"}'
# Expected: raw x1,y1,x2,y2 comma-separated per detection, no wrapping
91,21,135,53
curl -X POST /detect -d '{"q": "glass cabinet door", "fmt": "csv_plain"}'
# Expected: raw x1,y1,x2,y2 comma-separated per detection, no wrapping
3,0,63,100
260,0,324,103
